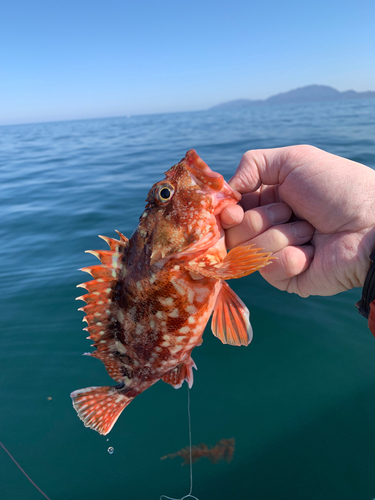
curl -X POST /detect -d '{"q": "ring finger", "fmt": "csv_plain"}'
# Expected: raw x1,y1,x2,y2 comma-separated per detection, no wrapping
248,221,314,253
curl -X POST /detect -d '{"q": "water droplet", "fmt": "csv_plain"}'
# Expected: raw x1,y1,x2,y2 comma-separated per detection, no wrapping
107,446,114,454
106,438,109,442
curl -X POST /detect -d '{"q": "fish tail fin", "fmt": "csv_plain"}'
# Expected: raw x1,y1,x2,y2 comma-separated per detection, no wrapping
70,386,133,435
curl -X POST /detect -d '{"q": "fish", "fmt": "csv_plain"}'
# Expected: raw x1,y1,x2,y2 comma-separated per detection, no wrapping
161,437,235,465
71,150,273,435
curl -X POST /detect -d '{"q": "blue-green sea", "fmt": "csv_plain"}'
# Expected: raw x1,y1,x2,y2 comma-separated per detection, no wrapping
2,100,375,500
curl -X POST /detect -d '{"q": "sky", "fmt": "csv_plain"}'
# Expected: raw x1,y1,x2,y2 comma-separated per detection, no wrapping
1,0,375,125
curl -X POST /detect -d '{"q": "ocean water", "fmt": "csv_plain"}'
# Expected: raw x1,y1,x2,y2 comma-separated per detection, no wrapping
1,99,375,500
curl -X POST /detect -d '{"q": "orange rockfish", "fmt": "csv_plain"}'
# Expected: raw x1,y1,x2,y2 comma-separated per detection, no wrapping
71,150,272,435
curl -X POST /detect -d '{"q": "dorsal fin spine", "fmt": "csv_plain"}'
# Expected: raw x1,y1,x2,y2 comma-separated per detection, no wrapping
85,250,121,267
77,278,113,293
80,265,116,279
115,230,128,243
98,235,122,252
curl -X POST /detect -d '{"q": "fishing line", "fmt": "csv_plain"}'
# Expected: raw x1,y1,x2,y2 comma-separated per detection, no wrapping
0,441,51,500
160,385,199,500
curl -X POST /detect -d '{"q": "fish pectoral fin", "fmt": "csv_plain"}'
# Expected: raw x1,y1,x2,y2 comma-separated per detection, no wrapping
211,281,253,346
70,386,133,435
162,357,197,389
185,245,274,280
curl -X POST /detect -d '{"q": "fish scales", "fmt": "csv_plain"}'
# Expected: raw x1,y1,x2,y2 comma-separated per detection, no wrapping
71,150,273,434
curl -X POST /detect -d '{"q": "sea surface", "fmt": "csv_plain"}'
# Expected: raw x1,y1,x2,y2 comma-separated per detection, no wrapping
1,99,375,500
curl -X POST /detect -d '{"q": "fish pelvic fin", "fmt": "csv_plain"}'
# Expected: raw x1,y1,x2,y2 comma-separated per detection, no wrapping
162,357,197,389
211,281,252,346
70,386,133,435
185,244,274,280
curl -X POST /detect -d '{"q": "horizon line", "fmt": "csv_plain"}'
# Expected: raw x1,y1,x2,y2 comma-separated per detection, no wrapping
2,84,375,128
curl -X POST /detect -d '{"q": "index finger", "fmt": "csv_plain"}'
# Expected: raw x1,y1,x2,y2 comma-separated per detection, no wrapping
228,145,315,193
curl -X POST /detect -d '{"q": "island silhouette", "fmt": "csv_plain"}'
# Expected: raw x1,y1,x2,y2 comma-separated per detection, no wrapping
210,84,375,109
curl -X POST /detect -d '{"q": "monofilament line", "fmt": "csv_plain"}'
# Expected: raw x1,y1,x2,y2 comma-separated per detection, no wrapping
0,441,52,500
160,386,199,500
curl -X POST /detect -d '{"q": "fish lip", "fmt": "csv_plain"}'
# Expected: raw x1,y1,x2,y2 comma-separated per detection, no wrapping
183,149,241,202
218,184,242,203
183,149,223,189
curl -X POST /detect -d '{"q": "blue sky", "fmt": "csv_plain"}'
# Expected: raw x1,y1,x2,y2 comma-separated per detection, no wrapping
1,0,375,125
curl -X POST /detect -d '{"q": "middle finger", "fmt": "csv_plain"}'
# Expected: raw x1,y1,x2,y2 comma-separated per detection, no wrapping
226,202,292,249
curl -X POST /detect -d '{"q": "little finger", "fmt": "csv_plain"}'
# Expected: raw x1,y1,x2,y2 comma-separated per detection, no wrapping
260,244,315,287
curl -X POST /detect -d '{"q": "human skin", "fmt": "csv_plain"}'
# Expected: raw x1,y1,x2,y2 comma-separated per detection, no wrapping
220,145,375,297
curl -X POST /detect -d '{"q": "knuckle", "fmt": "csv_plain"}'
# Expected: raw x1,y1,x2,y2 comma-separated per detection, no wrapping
289,144,320,162
280,246,302,277
242,149,256,163
268,226,289,248
244,210,263,235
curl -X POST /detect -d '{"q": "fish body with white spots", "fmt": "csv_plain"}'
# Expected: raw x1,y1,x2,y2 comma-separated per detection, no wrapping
71,150,272,435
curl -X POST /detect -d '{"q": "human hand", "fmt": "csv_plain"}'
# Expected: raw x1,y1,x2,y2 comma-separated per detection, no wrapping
221,145,375,297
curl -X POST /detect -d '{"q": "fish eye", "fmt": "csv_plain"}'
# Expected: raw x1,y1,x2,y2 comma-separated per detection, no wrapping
160,188,171,200
156,183,174,204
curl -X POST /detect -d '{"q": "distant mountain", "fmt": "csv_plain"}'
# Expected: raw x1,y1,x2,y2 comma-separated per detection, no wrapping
210,85,375,110
211,98,263,109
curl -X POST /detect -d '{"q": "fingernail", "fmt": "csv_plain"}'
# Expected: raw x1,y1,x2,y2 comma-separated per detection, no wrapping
292,222,313,238
267,203,291,224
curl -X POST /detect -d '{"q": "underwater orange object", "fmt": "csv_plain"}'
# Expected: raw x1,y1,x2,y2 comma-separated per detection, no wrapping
71,150,273,435
161,437,235,465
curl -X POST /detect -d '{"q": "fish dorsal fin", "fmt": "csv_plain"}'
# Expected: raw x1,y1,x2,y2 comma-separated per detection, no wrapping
162,356,197,389
76,233,129,345
115,230,129,244
98,234,127,251
185,245,273,280
211,281,253,346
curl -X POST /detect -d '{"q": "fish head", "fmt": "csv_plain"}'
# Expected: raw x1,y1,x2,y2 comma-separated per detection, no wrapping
138,150,241,265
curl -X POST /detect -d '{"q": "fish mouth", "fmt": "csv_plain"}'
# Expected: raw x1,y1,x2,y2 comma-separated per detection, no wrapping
183,149,241,202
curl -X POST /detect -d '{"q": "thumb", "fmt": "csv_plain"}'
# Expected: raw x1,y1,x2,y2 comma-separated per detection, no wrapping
229,146,298,193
